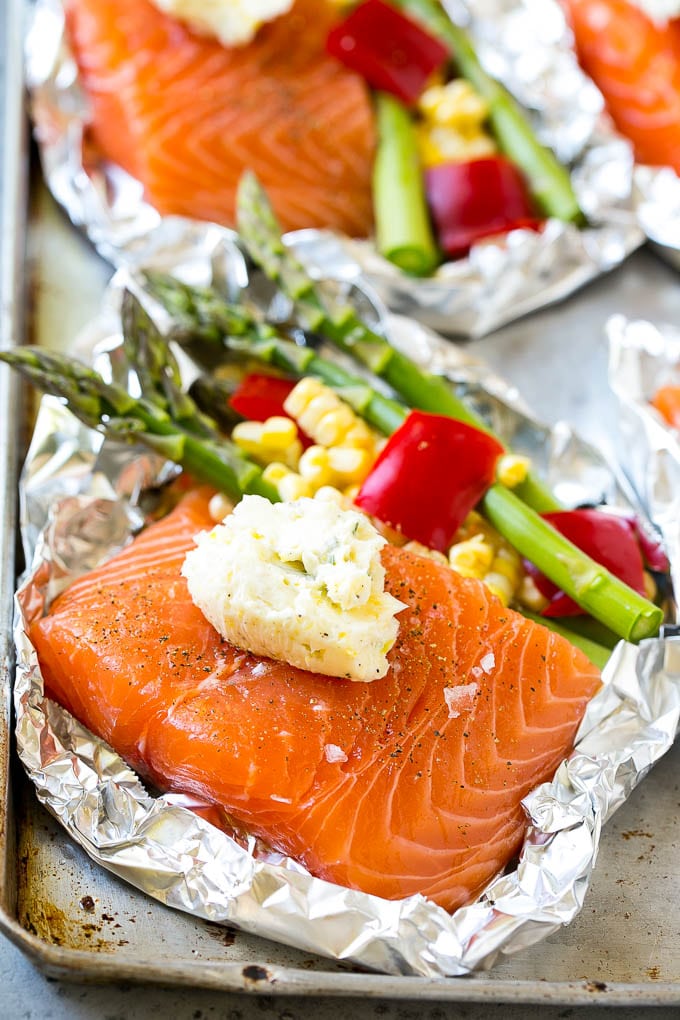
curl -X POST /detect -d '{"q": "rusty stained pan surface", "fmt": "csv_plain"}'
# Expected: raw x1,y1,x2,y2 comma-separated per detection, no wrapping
1,1,680,1005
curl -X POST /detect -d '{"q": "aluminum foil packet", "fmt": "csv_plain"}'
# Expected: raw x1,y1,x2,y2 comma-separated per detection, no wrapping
26,0,645,338
12,230,680,978
608,316,680,611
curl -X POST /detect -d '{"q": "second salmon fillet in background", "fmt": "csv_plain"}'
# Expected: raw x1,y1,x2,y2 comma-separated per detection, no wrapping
65,0,376,235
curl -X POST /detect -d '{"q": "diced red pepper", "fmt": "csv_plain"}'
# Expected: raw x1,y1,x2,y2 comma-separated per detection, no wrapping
425,157,542,259
229,373,296,422
355,410,503,552
526,509,648,618
326,0,449,106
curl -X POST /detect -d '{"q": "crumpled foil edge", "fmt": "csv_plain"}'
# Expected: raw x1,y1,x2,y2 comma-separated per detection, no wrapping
11,258,680,977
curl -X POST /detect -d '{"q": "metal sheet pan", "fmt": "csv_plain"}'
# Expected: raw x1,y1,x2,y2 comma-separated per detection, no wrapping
2,0,680,1003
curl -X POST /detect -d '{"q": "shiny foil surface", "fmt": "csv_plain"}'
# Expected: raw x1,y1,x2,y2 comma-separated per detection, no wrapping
608,316,680,616
12,239,680,978
26,0,648,337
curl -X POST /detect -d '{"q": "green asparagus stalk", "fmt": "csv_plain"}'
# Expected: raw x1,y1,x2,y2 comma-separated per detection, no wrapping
140,270,662,643
373,92,440,276
391,0,583,223
236,171,558,513
121,289,216,437
482,486,662,643
0,347,279,504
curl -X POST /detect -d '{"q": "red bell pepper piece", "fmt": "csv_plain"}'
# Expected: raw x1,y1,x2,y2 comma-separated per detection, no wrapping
355,410,503,552
326,0,448,106
229,373,296,422
425,157,542,259
526,509,648,618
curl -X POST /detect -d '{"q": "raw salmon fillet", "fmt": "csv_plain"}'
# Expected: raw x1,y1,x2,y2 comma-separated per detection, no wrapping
565,0,680,172
31,488,601,911
64,0,376,235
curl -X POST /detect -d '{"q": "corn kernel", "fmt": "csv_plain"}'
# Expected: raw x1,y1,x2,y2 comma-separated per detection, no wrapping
298,445,333,488
403,540,449,566
260,415,298,449
283,377,324,419
489,550,521,583
485,572,514,606
327,445,373,484
419,80,489,129
262,462,290,486
278,473,313,502
314,406,356,447
497,454,531,489
344,421,375,448
208,493,233,523
232,421,264,449
314,485,345,504
516,575,549,613
297,393,339,436
644,570,657,602
343,483,361,504
449,535,495,578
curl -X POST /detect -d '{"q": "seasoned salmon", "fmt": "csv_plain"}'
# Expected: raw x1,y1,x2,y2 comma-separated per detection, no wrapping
565,0,680,172
31,488,600,911
64,0,376,235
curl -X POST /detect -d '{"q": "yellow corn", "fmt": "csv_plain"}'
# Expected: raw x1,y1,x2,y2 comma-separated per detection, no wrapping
261,462,290,487
484,547,523,606
343,483,362,504
418,124,496,168
496,454,531,489
298,445,333,489
284,378,380,453
278,473,313,502
208,493,233,523
449,512,524,606
232,417,301,469
418,80,490,129
403,540,449,566
327,445,373,486
313,485,345,505
516,575,549,613
260,415,298,449
448,534,496,579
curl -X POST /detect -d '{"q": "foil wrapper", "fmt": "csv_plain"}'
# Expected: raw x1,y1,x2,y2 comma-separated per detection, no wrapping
12,238,680,978
608,316,680,616
26,0,646,337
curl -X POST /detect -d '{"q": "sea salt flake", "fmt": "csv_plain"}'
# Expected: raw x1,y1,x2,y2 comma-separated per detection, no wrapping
480,652,496,674
324,743,348,764
443,683,480,719
251,662,268,677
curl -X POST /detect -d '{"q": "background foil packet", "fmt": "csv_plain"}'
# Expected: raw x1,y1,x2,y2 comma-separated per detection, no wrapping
608,316,680,615
26,0,647,338
12,238,680,978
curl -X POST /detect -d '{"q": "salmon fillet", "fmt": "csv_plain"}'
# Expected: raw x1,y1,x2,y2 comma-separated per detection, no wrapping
64,0,376,235
31,488,600,911
565,0,680,172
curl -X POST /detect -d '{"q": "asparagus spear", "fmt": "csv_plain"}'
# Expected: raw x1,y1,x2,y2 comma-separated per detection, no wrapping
373,92,440,276
391,0,583,224
0,347,279,504
121,289,216,437
140,271,662,643
236,171,558,513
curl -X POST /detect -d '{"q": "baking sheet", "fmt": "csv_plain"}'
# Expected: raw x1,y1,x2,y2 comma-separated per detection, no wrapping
2,4,680,1001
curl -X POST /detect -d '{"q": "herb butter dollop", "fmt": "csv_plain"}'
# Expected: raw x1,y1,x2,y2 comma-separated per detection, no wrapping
151,0,294,48
182,496,406,681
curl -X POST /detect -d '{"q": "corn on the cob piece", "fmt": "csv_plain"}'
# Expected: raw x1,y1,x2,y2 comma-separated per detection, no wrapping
284,378,377,450
418,80,490,130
